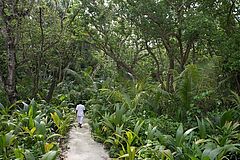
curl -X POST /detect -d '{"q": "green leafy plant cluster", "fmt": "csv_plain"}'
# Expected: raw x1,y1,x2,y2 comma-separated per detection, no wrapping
88,79,240,159
0,99,74,160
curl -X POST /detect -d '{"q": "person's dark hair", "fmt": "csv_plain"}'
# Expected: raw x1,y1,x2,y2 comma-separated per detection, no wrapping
76,100,85,105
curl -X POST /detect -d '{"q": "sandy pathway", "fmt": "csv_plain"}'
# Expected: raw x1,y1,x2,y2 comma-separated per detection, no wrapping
65,119,110,160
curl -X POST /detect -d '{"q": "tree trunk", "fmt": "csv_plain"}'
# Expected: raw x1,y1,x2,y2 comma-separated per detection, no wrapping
0,70,4,86
145,41,164,85
167,56,174,92
33,7,44,97
0,0,32,104
4,27,18,103
192,44,196,64
33,60,40,97
235,73,240,94
45,68,63,103
162,37,175,92
45,78,57,103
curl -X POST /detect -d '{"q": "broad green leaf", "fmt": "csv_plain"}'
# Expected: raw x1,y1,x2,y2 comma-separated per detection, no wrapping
40,151,58,160
29,117,35,129
196,117,207,139
46,134,62,141
209,147,223,160
220,110,234,127
36,121,46,135
161,149,174,160
29,99,37,118
0,135,5,150
24,150,35,160
14,148,25,160
133,120,144,136
0,103,4,109
118,154,129,158
6,130,15,146
202,143,216,159
184,127,197,136
44,143,54,153
0,103,7,115
51,112,61,129
22,102,29,112
176,123,184,147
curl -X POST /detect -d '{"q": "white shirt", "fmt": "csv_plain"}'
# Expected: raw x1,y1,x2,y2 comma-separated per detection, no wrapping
76,104,85,116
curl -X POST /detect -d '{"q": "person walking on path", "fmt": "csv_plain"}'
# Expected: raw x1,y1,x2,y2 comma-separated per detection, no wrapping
76,102,85,128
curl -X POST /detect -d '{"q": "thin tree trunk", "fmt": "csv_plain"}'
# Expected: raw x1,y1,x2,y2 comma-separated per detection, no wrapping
45,78,57,103
192,43,196,64
0,70,4,85
235,73,240,94
167,56,174,92
45,71,57,103
177,28,185,72
33,7,44,97
145,41,163,85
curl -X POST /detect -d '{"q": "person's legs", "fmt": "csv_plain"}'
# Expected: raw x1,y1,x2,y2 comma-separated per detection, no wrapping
77,116,81,127
77,116,84,128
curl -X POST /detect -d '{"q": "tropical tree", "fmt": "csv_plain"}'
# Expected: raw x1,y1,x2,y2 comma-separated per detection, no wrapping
0,0,34,103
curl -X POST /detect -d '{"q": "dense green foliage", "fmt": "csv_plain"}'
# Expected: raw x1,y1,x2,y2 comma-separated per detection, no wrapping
0,99,74,159
0,0,240,159
88,78,240,159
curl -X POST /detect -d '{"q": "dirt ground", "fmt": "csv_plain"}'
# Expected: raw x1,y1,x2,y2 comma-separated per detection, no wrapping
65,119,110,160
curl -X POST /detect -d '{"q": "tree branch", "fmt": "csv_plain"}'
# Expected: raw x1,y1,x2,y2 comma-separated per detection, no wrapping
145,40,163,84
183,32,198,64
